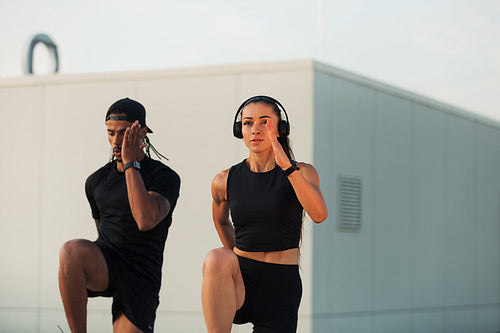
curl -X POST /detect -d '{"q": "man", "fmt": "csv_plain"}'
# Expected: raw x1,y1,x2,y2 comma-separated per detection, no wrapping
59,97,181,333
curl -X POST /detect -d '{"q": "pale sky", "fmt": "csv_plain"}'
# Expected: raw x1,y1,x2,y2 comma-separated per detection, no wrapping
1,0,499,122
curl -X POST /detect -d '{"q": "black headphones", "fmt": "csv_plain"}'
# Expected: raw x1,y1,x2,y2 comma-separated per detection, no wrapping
233,95,290,139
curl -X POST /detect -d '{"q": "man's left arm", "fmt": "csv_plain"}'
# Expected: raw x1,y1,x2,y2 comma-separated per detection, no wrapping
124,168,171,231
121,120,171,231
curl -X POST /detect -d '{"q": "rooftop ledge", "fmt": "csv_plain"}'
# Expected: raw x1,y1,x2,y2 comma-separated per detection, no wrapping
1,59,498,129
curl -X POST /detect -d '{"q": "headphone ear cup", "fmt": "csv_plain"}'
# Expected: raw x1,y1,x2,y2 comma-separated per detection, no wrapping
278,120,290,137
233,121,243,139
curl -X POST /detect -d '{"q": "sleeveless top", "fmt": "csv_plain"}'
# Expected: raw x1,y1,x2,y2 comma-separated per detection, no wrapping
227,159,304,252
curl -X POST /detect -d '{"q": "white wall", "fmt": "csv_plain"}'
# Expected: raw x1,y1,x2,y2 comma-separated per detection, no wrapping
312,64,500,333
0,61,315,333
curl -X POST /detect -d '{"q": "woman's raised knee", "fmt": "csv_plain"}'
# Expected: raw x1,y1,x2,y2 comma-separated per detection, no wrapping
203,248,238,276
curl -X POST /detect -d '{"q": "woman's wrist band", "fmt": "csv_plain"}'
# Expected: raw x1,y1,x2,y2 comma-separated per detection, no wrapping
283,160,300,176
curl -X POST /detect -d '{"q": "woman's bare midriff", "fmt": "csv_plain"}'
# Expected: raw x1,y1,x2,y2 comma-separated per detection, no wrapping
233,247,299,265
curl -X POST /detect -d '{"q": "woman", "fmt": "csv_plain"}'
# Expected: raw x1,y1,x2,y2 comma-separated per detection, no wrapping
201,96,328,332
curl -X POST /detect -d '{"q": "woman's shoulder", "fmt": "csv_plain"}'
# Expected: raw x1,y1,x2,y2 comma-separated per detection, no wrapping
212,160,245,186
296,161,321,184
213,168,230,184
296,161,315,171
212,168,230,201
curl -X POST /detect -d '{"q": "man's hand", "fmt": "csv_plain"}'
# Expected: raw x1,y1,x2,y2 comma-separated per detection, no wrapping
121,121,146,165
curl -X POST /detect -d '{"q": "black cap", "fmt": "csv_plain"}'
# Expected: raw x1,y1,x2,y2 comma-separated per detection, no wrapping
105,97,153,133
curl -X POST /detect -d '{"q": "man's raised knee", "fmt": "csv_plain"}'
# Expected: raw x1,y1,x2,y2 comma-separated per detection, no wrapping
59,239,91,265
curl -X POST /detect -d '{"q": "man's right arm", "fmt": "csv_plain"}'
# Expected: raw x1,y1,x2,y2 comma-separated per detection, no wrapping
85,173,101,229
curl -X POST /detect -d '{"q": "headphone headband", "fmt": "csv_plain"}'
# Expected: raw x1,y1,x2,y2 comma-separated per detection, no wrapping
233,95,290,139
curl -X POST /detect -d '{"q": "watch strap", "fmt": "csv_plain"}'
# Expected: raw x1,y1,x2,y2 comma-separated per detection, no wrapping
283,160,299,176
124,160,141,171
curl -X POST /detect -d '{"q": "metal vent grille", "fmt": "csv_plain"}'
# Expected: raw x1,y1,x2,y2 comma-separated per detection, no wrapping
338,175,362,229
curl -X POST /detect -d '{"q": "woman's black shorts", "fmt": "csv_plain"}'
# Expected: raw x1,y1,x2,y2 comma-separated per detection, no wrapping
87,243,159,333
233,255,303,332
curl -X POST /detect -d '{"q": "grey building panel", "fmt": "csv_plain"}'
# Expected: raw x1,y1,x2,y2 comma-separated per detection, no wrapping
444,115,475,306
475,124,500,305
312,71,334,316
411,104,446,309
312,60,500,332
373,92,413,311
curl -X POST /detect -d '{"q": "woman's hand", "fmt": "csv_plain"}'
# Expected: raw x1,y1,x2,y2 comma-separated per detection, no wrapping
266,119,292,170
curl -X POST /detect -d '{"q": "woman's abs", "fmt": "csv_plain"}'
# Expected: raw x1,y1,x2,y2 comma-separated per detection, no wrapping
233,247,299,265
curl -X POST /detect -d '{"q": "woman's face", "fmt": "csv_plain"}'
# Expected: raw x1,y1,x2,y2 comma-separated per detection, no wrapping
240,102,280,153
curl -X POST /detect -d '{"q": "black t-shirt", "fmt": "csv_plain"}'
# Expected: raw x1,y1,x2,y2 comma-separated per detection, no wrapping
85,157,180,286
227,160,303,252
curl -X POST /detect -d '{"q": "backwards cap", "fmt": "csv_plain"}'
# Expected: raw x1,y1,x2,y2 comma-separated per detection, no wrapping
105,97,153,133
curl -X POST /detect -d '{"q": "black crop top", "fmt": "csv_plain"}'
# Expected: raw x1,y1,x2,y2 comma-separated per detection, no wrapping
227,159,304,252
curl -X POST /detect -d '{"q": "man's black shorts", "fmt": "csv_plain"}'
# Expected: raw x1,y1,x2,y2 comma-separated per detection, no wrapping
233,255,302,332
87,242,159,333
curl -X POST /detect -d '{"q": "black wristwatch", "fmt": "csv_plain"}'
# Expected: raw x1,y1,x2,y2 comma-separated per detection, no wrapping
283,160,300,176
124,160,141,171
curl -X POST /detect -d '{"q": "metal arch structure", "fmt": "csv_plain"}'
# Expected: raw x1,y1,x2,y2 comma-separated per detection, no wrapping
26,33,59,74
